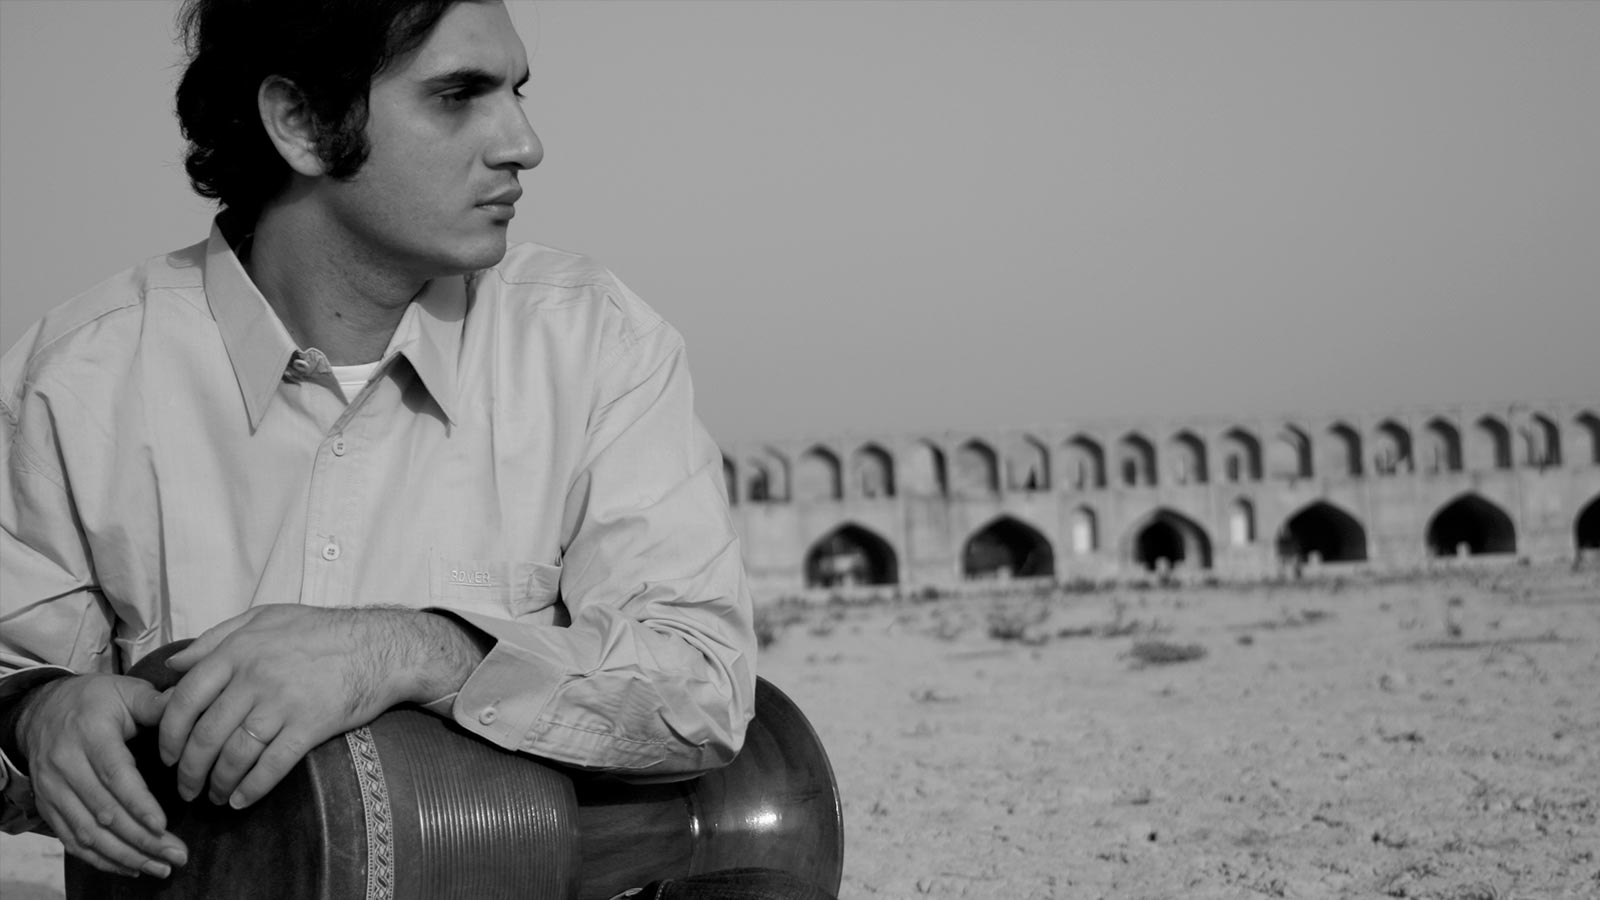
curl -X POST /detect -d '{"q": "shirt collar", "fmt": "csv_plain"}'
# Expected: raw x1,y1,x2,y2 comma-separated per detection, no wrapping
383,272,466,426
204,215,298,432
203,213,467,430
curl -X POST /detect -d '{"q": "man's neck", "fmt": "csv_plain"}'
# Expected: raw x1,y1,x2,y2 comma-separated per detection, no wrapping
242,201,428,366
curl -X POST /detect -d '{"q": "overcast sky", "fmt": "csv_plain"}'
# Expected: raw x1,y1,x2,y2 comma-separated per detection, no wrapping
2,0,1596,443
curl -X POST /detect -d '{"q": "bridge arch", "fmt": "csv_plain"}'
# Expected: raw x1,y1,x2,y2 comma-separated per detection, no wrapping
1228,498,1256,546
1005,435,1050,492
795,445,843,501
1127,508,1213,571
852,443,896,499
1269,425,1313,481
805,523,899,588
954,439,1000,496
1524,413,1562,468
1426,494,1516,557
1277,501,1368,564
1168,430,1208,485
1070,506,1098,553
1220,428,1262,483
962,516,1055,579
1327,422,1363,477
1471,415,1513,470
1422,418,1463,473
1374,420,1412,475
1118,432,1157,488
1578,495,1600,552
743,448,789,502
1063,435,1106,489
1577,412,1600,465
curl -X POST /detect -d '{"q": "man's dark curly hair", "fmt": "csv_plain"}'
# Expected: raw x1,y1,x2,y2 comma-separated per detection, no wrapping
175,0,470,224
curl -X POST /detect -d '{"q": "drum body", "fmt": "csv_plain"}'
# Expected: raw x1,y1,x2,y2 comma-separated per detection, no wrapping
64,644,842,900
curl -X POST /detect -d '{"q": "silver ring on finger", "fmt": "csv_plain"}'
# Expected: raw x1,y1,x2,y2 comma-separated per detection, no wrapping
240,724,270,744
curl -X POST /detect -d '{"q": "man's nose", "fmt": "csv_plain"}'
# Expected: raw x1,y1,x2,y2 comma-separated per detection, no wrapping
490,105,543,170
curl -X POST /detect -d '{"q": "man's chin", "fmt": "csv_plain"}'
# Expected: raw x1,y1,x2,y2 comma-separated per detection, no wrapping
435,237,510,276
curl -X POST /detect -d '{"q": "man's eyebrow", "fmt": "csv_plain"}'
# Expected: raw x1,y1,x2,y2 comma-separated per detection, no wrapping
418,67,531,92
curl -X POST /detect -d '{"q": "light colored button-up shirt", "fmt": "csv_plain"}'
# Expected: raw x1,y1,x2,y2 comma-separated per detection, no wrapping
0,220,755,831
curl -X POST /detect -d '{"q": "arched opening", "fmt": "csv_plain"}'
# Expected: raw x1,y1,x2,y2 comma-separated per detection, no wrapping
1070,506,1098,554
795,445,843,502
805,524,899,588
1129,509,1212,571
1577,496,1600,551
904,441,947,496
962,517,1055,579
744,449,790,502
954,439,1000,496
1268,425,1313,481
1524,414,1561,468
1577,412,1600,466
722,456,738,504
1004,436,1050,492
852,443,896,499
1277,502,1368,564
1472,416,1512,471
1118,433,1157,488
1422,418,1463,473
744,459,773,503
1220,428,1262,483
1229,499,1255,546
1168,431,1208,485
1373,420,1412,476
1327,423,1363,477
1426,494,1517,557
1064,435,1106,489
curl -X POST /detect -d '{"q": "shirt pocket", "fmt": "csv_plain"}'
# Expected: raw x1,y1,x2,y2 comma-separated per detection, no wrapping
428,551,562,619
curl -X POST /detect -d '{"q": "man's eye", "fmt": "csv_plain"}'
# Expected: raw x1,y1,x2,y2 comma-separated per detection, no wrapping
440,90,473,108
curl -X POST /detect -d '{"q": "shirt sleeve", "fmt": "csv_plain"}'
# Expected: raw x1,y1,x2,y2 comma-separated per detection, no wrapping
430,313,756,779
0,380,120,833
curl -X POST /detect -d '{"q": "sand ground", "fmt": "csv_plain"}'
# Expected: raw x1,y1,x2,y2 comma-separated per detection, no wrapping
3,565,1596,899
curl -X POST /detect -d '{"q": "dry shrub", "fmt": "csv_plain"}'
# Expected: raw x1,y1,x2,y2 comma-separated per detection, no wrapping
1127,640,1206,666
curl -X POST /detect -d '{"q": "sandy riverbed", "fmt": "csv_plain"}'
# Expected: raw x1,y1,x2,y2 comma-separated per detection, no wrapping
4,565,1597,899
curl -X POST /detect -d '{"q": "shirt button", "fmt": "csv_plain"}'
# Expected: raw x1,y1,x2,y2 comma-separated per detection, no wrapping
321,543,341,561
477,708,498,725
332,437,347,456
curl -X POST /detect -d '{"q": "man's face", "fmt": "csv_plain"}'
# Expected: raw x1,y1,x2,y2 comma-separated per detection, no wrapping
320,0,541,280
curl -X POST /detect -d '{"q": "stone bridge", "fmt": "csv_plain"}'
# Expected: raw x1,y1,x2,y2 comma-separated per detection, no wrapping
719,400,1600,597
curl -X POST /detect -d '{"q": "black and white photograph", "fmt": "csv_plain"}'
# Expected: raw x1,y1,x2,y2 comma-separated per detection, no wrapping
2,1,1597,898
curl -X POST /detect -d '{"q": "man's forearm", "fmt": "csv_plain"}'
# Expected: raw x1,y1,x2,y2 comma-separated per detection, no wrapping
396,610,496,706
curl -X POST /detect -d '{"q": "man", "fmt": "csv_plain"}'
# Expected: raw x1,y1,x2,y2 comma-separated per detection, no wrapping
0,1,829,896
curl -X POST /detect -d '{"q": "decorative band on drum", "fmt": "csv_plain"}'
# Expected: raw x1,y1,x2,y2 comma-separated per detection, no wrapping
346,727,397,900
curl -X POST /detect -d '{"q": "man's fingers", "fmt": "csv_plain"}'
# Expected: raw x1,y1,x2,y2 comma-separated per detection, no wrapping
43,804,142,879
228,730,310,810
120,681,170,731
38,770,172,878
84,735,187,862
205,720,277,805
158,661,231,769
172,687,253,803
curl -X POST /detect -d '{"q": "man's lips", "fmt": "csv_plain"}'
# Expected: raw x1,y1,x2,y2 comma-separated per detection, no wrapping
478,187,522,207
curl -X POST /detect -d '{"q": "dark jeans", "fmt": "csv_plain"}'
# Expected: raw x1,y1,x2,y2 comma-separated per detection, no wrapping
611,867,838,900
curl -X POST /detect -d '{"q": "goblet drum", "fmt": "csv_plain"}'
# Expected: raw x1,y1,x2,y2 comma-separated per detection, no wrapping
64,641,843,900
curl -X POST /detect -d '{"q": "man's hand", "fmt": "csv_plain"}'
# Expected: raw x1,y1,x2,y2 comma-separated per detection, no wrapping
158,605,486,811
17,674,189,878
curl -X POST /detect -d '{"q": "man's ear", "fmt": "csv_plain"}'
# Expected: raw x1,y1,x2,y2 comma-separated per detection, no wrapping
257,75,327,177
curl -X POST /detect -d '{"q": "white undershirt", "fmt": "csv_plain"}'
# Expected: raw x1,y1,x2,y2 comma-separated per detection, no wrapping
329,361,381,402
